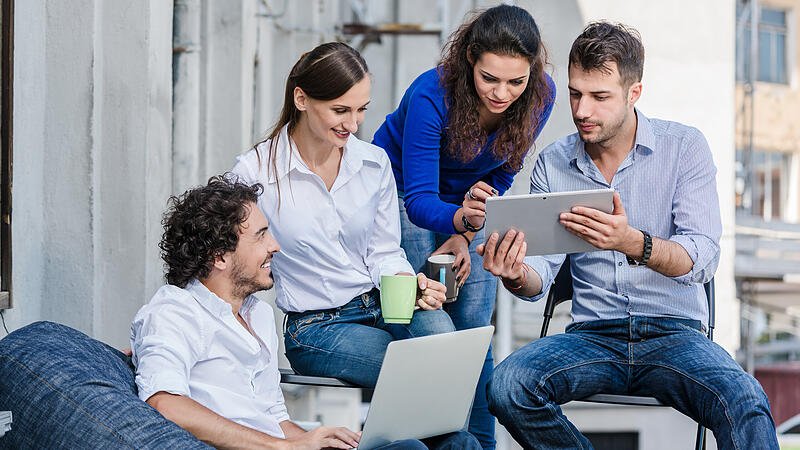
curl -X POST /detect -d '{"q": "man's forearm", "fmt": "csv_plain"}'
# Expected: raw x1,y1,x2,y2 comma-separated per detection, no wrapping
279,420,308,439
147,392,285,450
646,237,693,277
621,228,693,277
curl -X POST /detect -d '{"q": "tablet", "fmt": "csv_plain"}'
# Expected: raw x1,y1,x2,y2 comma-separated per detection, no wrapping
484,188,615,256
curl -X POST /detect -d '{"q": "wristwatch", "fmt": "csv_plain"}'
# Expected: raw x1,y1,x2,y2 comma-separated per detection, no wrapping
461,213,485,233
627,230,652,266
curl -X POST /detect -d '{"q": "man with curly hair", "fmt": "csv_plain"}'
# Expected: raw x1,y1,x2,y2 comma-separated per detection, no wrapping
130,175,427,449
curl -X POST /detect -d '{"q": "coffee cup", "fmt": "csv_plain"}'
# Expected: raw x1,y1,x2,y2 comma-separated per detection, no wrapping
427,254,459,303
379,274,418,324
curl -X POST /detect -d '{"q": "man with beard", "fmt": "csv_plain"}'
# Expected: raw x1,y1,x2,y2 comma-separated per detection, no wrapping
475,22,778,449
131,176,426,449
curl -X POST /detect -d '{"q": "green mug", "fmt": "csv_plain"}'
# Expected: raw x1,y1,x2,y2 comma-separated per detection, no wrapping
379,275,418,324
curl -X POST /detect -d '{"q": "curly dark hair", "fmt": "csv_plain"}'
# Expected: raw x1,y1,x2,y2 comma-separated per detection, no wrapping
438,4,552,172
569,22,644,89
159,174,263,288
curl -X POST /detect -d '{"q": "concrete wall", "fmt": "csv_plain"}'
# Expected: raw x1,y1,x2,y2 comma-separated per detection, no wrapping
10,0,172,347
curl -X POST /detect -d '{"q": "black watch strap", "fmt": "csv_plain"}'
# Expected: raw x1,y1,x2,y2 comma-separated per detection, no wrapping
461,213,484,233
626,230,652,266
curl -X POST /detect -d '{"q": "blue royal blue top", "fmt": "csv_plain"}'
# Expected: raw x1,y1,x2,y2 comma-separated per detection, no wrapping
373,68,556,234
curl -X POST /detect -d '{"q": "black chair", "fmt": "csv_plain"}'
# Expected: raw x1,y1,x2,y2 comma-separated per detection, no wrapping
539,256,715,450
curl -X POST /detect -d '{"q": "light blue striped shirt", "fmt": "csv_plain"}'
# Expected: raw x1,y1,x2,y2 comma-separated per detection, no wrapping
522,109,721,328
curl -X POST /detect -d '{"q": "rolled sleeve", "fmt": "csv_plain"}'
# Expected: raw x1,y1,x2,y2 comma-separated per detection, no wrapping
669,234,720,284
131,302,205,402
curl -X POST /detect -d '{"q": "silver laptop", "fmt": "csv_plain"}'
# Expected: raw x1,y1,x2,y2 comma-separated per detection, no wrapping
485,188,614,256
358,326,494,449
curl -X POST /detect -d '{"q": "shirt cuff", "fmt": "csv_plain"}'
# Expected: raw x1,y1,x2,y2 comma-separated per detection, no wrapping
375,258,415,286
667,234,717,285
135,373,191,403
267,404,291,425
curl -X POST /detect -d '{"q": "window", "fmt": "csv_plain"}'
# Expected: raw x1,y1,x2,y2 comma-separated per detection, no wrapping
737,5,790,84
736,149,793,220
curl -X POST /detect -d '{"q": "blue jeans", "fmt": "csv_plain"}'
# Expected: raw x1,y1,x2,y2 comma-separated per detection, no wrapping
0,321,210,449
284,289,456,386
398,200,497,450
379,432,481,449
487,317,779,450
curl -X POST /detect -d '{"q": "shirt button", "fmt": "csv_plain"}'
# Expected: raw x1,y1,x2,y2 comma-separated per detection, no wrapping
618,261,623,266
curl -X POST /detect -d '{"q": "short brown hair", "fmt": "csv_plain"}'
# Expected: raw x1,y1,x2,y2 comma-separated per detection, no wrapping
568,22,644,88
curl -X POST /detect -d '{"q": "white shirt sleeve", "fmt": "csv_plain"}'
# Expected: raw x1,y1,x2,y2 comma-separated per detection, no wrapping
364,160,415,287
131,298,206,402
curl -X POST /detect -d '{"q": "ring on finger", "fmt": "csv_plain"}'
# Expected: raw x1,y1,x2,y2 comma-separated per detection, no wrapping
467,189,476,200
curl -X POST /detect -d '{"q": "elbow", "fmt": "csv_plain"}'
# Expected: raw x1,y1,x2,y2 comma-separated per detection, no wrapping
146,391,182,423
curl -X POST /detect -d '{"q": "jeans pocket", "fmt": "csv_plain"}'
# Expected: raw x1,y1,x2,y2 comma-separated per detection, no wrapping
288,313,329,338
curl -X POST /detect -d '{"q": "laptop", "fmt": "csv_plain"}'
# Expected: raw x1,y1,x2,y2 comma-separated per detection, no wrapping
357,326,494,449
485,188,614,256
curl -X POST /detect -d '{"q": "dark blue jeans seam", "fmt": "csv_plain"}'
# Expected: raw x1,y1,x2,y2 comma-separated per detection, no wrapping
0,354,135,449
533,357,633,448
628,360,741,450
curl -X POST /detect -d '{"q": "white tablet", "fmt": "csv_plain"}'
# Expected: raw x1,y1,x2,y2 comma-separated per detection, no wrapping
484,188,615,256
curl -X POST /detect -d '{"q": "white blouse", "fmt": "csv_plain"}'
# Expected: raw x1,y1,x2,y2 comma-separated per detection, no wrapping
231,126,414,312
131,279,289,438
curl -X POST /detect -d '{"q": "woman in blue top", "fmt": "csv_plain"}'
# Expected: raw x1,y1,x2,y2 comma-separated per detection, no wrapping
372,5,555,448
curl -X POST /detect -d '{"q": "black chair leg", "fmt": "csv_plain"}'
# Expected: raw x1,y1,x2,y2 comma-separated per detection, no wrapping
694,424,706,450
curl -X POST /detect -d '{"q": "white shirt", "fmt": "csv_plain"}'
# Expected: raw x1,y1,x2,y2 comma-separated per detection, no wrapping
231,126,414,312
131,279,289,438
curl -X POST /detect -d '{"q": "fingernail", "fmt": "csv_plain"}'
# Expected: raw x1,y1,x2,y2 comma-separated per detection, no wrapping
491,188,498,195
452,266,457,272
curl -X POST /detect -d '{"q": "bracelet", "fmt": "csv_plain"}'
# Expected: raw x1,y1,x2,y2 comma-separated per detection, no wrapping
626,230,653,266
502,264,529,291
461,213,485,233
458,234,472,246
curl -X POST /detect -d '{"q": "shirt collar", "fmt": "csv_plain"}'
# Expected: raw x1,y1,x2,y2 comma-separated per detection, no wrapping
185,278,256,317
262,125,381,184
632,108,655,154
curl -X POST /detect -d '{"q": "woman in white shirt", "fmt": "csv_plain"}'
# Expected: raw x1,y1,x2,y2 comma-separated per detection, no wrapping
231,42,456,387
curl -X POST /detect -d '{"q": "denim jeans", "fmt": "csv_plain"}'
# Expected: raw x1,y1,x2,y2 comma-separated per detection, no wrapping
398,200,497,450
0,321,209,449
284,289,456,386
378,431,481,449
487,317,779,450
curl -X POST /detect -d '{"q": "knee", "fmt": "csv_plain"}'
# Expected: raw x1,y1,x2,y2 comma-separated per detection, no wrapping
414,310,456,335
392,439,427,449
487,358,540,419
726,373,773,417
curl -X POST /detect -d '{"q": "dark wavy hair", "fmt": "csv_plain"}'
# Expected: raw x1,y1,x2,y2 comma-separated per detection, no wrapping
255,42,368,207
569,22,644,89
159,174,263,288
438,4,552,172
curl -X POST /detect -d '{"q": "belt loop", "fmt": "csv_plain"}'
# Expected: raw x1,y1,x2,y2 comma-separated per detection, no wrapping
282,313,289,334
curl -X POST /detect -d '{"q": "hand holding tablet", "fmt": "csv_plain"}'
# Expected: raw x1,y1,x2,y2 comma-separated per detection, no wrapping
484,188,615,256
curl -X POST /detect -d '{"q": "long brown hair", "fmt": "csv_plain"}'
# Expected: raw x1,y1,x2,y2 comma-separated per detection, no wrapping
438,5,551,172
255,42,369,203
